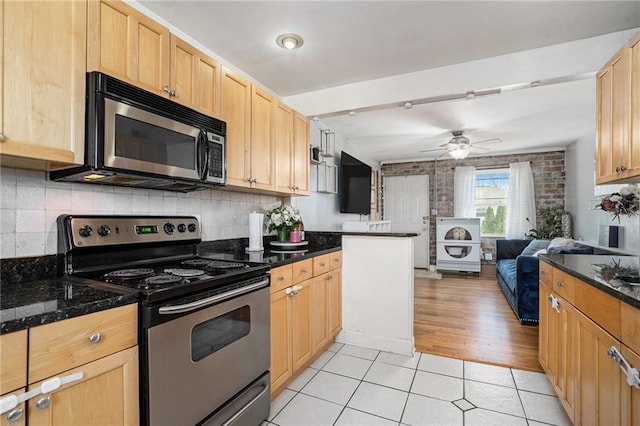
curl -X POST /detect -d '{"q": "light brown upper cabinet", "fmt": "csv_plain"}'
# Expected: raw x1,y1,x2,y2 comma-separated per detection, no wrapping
221,68,275,191
596,31,640,184
88,0,170,96
275,102,310,195
88,1,221,117
0,0,86,169
170,35,221,117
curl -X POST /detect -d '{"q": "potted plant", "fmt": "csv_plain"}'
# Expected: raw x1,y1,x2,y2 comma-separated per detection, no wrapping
265,204,301,242
526,206,570,239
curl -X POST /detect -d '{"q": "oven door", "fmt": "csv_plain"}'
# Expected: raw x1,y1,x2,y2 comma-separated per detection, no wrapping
146,280,270,426
103,97,210,182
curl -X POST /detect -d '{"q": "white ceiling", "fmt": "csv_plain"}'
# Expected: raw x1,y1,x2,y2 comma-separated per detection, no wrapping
140,1,640,163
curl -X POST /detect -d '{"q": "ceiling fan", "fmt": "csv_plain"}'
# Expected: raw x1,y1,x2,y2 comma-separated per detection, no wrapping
420,131,501,159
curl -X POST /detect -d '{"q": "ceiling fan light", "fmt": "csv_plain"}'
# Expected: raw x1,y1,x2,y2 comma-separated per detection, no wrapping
449,145,470,159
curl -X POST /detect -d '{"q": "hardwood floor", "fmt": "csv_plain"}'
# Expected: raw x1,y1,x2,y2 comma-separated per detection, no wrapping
414,271,542,372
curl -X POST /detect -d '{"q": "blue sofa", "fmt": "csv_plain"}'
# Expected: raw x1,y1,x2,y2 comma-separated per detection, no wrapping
495,238,616,325
495,239,542,325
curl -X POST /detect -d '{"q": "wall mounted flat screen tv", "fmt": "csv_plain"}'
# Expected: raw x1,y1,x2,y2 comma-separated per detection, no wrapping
339,151,372,214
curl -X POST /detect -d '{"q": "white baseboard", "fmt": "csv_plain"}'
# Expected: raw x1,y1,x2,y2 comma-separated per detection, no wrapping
335,330,415,356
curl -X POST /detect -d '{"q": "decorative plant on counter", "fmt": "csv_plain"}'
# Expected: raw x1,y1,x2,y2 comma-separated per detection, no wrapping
595,184,640,222
525,206,570,239
265,204,301,241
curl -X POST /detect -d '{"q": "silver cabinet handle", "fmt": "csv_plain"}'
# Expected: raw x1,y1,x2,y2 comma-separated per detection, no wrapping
35,396,51,410
607,346,640,389
163,85,172,94
556,280,564,287
278,275,285,281
301,269,308,273
6,407,23,423
88,332,101,344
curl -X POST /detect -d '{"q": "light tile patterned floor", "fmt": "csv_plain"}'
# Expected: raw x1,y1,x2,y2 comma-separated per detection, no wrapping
265,343,572,426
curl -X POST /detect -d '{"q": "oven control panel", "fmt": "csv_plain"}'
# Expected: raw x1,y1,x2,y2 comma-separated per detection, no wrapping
62,216,201,247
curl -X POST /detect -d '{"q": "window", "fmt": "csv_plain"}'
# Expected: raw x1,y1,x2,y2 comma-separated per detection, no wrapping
474,169,509,236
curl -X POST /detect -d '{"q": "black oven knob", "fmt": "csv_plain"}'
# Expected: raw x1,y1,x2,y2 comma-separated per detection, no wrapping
188,223,197,232
78,225,93,237
177,223,186,233
164,223,175,235
97,225,111,237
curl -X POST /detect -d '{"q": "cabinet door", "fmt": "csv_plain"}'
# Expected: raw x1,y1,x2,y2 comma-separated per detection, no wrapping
291,280,312,372
327,269,343,338
27,346,139,426
0,330,26,395
1,0,85,166
311,275,329,354
87,0,170,96
555,294,576,422
221,68,252,188
538,282,553,375
250,86,276,191
629,32,640,180
274,101,294,193
170,35,221,117
293,112,310,195
596,45,631,184
1,389,25,426
621,345,640,426
574,310,622,426
270,288,292,391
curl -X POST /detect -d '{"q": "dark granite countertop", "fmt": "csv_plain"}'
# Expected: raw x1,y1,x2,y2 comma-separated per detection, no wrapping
541,254,640,310
199,242,342,267
1,276,137,335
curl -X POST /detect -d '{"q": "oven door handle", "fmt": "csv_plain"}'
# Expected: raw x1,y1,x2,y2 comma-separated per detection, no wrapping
221,381,268,426
158,279,268,315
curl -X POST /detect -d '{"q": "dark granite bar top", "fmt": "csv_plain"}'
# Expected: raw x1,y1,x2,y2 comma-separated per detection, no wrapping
541,254,640,310
342,232,419,237
0,277,137,335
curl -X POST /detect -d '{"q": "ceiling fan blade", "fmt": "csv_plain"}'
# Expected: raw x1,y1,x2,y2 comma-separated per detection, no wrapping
418,147,447,153
472,137,502,145
439,141,453,147
470,145,491,151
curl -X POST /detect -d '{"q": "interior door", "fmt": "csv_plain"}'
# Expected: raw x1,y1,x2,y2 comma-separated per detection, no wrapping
383,174,429,268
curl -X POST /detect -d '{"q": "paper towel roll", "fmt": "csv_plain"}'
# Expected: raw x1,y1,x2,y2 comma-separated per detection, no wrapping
247,212,264,252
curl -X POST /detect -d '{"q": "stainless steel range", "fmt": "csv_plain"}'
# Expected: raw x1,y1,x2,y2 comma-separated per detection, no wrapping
57,215,271,426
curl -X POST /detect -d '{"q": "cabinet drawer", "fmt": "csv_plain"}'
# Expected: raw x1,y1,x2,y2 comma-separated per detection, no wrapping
270,264,293,293
313,254,331,276
552,268,576,304
330,251,342,270
621,302,640,355
0,330,27,394
575,280,621,340
539,260,553,286
292,259,313,284
29,304,138,383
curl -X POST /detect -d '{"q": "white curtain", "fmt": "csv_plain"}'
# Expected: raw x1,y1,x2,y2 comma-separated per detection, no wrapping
505,161,537,239
454,166,476,218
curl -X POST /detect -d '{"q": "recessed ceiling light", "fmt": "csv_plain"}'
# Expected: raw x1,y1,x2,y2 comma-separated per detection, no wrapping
348,111,356,117
404,102,413,109
276,33,304,50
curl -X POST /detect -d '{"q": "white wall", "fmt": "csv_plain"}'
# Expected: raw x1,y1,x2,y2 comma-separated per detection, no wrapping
565,135,640,254
0,167,281,258
291,119,380,231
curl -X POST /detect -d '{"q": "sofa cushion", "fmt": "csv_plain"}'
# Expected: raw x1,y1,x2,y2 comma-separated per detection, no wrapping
548,244,594,254
496,259,518,295
520,239,551,256
547,237,576,250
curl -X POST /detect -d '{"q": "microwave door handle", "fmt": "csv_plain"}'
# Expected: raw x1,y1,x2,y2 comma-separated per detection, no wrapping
196,128,209,180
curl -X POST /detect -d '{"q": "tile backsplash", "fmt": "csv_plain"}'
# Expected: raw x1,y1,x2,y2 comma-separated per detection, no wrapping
0,167,281,258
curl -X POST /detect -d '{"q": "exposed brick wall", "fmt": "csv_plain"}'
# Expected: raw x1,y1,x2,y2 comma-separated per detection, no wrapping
381,151,566,265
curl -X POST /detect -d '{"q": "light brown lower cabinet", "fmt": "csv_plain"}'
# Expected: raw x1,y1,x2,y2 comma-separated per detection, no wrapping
27,346,139,426
539,260,640,425
270,251,342,397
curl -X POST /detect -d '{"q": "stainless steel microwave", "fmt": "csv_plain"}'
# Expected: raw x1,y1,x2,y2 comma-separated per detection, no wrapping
50,72,226,192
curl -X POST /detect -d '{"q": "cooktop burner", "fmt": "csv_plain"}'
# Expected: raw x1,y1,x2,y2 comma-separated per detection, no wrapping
103,268,155,284
205,260,248,270
164,268,206,277
140,274,183,289
181,259,213,268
